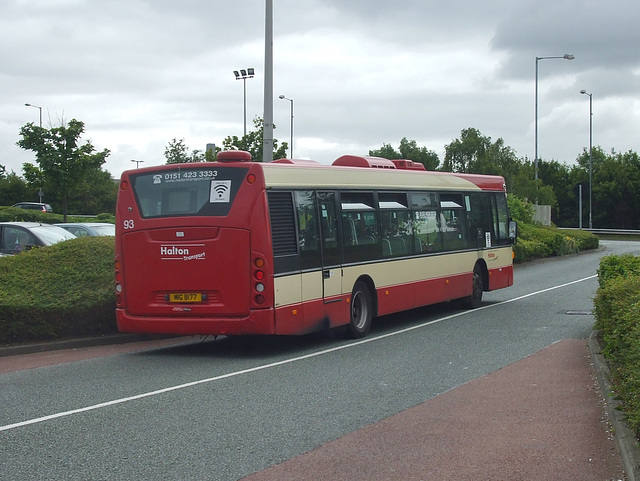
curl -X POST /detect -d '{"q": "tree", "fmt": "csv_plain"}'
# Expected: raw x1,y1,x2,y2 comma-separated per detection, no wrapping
222,117,287,162
442,128,490,173
0,172,29,206
17,120,110,220
164,138,205,164
536,160,572,226
368,143,399,160
66,168,118,215
443,128,531,196
369,137,439,170
583,148,640,229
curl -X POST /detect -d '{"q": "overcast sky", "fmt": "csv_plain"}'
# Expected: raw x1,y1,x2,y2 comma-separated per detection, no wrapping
2,0,639,180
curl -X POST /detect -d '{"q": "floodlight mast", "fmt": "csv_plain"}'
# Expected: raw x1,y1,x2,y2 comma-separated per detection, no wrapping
279,95,294,158
234,68,254,136
534,54,575,185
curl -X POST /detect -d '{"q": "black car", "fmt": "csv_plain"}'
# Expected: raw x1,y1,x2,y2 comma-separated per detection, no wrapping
12,202,53,213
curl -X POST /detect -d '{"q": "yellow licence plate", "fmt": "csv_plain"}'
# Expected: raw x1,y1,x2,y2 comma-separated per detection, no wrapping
169,293,202,303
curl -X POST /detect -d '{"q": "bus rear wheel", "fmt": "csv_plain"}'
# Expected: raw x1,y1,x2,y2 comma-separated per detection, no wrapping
347,281,373,339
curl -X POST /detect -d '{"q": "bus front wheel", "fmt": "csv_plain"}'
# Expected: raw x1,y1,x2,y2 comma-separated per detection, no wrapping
347,282,373,339
464,267,484,309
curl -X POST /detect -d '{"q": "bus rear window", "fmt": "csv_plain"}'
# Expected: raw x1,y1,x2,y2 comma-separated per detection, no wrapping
131,167,249,218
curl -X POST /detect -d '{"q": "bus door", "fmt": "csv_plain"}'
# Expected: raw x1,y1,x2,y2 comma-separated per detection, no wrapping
318,192,341,301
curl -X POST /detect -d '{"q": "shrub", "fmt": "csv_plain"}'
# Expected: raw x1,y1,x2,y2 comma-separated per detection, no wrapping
512,223,598,263
0,236,116,344
593,254,640,437
0,206,114,225
96,213,115,222
559,228,600,251
597,253,640,287
0,206,62,223
507,196,534,225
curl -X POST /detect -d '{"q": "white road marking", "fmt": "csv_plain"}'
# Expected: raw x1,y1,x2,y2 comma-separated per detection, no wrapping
0,274,597,432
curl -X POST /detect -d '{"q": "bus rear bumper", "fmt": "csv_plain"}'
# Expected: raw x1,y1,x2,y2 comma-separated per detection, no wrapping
116,309,275,336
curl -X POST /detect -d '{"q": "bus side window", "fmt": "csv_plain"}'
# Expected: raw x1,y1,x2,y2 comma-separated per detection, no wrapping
440,209,466,251
341,211,380,262
440,194,467,251
466,193,492,249
295,191,321,270
380,210,411,257
493,194,510,243
318,192,340,266
413,210,441,252
379,192,411,257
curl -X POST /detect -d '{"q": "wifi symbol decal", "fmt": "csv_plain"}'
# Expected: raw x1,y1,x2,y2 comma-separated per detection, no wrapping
210,180,232,203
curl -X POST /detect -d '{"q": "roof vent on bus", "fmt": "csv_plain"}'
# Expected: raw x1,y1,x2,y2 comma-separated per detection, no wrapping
332,155,396,169
271,158,320,165
391,159,426,171
217,150,252,162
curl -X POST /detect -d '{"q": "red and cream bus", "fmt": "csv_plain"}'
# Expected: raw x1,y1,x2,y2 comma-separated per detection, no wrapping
115,151,516,339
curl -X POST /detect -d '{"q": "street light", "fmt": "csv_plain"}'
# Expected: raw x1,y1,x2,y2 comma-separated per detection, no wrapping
580,89,593,229
278,95,294,158
534,54,575,182
131,159,144,169
233,68,255,136
24,103,42,127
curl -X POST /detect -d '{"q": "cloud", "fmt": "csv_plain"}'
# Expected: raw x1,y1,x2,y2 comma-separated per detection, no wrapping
1,0,639,182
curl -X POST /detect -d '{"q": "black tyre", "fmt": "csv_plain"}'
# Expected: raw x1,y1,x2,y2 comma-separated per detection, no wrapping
347,281,373,339
464,267,484,309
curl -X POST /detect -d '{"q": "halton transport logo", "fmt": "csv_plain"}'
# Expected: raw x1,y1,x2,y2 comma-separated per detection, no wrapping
160,244,206,261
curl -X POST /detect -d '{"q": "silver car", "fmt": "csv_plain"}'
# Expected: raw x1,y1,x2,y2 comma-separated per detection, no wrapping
55,222,115,237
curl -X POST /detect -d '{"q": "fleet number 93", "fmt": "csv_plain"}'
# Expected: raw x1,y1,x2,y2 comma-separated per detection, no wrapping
123,219,135,229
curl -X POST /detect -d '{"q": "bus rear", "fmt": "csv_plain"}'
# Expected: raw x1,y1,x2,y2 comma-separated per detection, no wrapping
114,151,276,335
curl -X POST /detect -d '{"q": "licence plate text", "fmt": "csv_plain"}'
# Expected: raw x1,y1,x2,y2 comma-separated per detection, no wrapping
169,293,202,303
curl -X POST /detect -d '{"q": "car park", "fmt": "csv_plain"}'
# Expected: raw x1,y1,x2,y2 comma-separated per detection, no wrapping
12,202,53,213
55,222,115,237
0,222,76,255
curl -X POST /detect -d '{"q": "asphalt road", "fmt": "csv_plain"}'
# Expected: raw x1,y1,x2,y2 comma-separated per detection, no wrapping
1,240,638,481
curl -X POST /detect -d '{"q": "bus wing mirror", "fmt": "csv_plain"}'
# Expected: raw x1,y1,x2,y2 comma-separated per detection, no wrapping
508,220,518,244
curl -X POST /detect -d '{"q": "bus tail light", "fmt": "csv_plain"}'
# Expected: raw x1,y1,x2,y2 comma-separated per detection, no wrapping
115,258,123,307
252,255,268,305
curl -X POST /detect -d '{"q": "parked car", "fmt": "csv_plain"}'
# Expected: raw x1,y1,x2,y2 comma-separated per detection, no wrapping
0,222,76,256
12,202,53,213
55,222,115,237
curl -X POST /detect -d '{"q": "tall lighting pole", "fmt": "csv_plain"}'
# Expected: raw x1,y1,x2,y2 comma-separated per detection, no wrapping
263,0,274,163
580,90,593,229
25,103,42,127
131,159,144,169
534,54,575,182
278,95,294,158
233,68,254,137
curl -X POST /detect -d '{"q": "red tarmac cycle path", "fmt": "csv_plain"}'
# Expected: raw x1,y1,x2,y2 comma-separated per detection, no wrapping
242,339,625,481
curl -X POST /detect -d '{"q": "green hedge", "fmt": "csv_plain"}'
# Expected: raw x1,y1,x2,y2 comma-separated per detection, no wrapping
0,236,117,344
594,254,640,437
512,224,599,263
0,206,114,224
